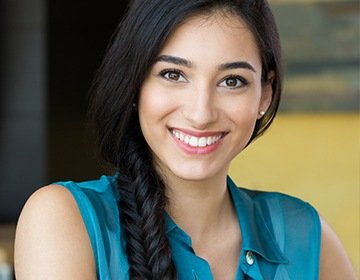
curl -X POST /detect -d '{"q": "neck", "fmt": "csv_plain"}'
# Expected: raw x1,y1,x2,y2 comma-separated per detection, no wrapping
165,173,236,243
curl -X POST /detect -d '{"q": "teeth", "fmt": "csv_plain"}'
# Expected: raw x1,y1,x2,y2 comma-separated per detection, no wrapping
189,137,198,147
198,137,207,147
172,129,223,147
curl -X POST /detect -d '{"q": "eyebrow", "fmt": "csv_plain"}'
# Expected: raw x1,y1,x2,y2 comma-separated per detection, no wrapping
154,55,256,73
154,55,192,67
219,61,256,73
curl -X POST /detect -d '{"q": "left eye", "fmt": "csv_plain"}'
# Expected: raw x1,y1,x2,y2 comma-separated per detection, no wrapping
219,76,247,89
160,70,187,83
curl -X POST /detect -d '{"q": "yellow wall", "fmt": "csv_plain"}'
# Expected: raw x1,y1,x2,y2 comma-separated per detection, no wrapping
229,113,359,274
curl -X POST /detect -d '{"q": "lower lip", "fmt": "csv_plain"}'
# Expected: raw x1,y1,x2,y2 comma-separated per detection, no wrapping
170,132,224,155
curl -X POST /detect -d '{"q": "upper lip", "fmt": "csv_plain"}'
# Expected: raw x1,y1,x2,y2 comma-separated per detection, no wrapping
169,127,227,137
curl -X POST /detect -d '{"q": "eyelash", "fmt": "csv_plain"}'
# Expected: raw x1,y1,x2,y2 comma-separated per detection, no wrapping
158,69,249,89
218,75,249,89
159,69,187,82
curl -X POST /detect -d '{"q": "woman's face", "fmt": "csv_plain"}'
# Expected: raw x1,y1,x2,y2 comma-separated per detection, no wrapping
138,12,273,183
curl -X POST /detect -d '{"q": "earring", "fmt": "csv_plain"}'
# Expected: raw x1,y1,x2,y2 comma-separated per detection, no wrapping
259,111,266,117
132,103,137,110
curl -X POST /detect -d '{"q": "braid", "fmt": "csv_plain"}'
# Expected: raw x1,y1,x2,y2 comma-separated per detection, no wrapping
117,130,176,279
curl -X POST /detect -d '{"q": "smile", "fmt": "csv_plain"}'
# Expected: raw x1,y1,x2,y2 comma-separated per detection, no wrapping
170,129,226,148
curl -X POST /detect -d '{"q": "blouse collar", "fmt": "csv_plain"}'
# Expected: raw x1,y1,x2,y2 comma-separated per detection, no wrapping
165,176,288,265
227,176,288,264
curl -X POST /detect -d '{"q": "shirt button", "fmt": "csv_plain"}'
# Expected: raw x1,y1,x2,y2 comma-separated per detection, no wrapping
246,251,255,265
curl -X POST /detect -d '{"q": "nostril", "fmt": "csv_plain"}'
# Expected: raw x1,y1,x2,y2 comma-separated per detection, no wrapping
192,269,199,280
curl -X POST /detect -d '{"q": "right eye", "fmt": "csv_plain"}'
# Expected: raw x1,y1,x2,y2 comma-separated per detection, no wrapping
160,69,187,83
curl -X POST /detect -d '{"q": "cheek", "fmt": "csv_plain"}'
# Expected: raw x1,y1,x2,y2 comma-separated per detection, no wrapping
226,96,261,124
225,97,260,144
138,83,176,142
139,82,176,117
234,112,258,135
139,86,156,114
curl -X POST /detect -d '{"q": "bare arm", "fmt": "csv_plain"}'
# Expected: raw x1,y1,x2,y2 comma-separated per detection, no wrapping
14,185,96,280
319,217,357,279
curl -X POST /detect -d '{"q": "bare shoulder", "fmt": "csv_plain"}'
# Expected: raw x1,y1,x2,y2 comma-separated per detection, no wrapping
15,185,96,280
319,216,357,279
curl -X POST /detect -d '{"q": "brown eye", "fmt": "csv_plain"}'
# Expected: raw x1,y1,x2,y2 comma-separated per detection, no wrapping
160,69,187,83
168,72,180,81
219,75,248,89
225,78,238,87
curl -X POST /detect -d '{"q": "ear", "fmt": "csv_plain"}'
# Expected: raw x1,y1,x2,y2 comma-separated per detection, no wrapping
257,71,274,119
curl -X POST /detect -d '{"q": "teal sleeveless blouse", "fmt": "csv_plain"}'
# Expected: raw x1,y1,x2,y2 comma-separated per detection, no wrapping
56,175,321,279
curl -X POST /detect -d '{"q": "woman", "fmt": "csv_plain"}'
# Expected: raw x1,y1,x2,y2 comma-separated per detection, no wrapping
15,0,356,279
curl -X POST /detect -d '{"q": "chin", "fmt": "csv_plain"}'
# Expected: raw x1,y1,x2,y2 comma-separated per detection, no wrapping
166,163,227,183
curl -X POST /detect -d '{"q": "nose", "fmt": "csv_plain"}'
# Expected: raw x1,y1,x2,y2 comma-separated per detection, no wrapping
182,85,218,129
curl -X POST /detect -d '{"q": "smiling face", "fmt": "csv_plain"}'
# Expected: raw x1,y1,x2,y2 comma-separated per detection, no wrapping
138,12,273,183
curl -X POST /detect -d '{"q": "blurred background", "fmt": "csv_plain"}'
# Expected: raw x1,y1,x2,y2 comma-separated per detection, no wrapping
0,0,358,277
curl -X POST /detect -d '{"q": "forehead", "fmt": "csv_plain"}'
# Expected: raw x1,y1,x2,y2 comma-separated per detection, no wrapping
159,12,261,67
